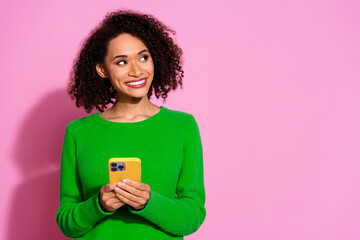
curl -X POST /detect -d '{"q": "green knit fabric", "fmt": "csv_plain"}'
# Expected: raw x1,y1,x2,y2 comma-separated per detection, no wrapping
55,106,206,239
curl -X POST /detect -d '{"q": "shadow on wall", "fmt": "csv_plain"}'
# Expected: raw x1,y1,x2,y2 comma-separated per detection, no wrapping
6,89,96,240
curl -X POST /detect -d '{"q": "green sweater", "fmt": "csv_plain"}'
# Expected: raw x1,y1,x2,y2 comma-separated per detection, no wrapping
55,106,206,239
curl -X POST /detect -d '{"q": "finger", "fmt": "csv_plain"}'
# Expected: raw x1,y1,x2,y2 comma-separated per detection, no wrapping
100,191,115,203
101,187,123,202
112,201,125,209
103,190,118,199
116,182,143,197
102,191,126,204
122,179,149,191
105,196,121,205
103,183,117,192
115,187,143,202
116,192,146,209
111,195,127,205
102,198,125,211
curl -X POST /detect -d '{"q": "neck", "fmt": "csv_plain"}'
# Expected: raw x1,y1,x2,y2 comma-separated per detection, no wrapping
108,96,158,118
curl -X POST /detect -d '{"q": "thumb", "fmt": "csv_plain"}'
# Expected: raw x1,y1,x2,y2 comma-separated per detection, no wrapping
103,183,117,193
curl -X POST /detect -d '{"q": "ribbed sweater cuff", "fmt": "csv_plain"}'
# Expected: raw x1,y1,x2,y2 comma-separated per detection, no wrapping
127,189,169,223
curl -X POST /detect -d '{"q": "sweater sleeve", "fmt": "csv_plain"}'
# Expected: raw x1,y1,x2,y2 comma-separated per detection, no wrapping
127,115,206,236
55,125,116,238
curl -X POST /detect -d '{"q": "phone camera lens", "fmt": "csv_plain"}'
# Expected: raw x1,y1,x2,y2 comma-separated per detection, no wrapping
111,163,117,167
118,162,125,171
111,167,117,171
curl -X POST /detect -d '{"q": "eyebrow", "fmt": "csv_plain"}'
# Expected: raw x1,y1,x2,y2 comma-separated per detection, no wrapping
112,49,149,61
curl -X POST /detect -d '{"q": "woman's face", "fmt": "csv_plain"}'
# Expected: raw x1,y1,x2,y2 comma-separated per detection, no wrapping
96,33,154,100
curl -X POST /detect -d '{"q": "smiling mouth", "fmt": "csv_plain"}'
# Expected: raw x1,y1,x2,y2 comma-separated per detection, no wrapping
125,78,147,87
125,78,146,83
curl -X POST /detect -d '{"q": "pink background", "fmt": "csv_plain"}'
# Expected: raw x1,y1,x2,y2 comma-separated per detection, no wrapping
1,0,360,239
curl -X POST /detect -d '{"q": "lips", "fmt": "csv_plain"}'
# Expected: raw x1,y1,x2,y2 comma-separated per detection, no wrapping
124,78,147,88
125,78,146,83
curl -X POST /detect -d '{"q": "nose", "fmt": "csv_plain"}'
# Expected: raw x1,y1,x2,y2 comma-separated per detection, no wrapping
128,61,143,77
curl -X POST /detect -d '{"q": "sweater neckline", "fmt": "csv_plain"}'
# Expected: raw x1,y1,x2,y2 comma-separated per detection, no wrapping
93,106,166,127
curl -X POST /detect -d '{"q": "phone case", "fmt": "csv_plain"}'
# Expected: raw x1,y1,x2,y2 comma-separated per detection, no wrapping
108,157,141,183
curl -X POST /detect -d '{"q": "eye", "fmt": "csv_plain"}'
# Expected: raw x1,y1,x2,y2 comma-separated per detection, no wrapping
117,60,127,65
140,55,149,61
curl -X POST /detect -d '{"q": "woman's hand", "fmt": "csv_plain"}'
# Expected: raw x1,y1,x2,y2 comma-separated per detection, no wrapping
99,183,126,212
114,179,151,210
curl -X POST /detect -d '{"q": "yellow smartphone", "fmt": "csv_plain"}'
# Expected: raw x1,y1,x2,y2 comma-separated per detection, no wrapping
108,157,141,184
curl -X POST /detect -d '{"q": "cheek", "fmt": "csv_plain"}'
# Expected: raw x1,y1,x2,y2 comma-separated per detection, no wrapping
109,68,127,80
145,59,154,73
145,65,154,76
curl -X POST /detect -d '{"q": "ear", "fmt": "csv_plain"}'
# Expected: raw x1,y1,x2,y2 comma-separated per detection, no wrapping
96,63,107,78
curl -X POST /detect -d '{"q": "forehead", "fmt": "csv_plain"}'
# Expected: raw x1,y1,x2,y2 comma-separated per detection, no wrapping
107,33,148,56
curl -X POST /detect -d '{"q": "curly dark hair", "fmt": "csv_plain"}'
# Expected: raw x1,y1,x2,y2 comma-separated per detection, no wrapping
67,9,184,113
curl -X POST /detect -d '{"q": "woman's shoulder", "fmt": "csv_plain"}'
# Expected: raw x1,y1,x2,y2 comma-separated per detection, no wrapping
161,107,200,133
64,112,98,132
163,106,197,123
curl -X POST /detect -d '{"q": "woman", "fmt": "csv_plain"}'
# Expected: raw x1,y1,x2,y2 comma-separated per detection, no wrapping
55,9,206,240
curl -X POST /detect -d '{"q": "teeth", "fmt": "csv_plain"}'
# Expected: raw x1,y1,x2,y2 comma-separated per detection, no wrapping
126,79,145,86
